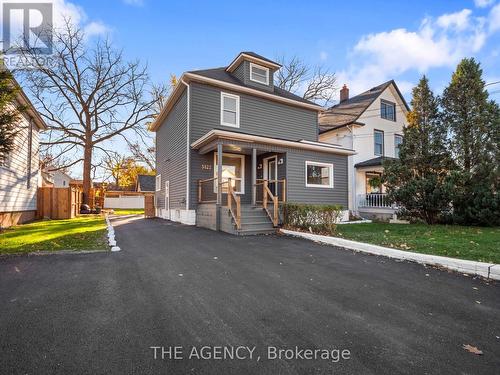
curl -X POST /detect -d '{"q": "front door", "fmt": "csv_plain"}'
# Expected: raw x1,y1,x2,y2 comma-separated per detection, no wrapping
264,156,278,195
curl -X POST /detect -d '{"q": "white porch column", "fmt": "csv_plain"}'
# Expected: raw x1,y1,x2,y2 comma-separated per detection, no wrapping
216,143,223,205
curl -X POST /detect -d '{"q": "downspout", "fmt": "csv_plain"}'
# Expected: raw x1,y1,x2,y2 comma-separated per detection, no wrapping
181,78,190,214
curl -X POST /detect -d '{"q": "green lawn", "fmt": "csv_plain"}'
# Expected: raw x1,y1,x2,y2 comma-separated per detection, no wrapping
0,216,107,255
335,223,500,264
111,208,144,215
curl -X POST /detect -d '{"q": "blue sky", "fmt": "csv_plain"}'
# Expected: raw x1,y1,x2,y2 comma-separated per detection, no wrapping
74,0,500,100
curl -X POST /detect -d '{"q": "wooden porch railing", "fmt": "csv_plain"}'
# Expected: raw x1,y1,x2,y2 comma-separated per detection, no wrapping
223,178,241,230
255,179,286,227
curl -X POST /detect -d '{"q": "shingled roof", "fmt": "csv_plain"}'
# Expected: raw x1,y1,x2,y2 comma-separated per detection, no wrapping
319,80,410,134
137,174,155,192
188,67,316,105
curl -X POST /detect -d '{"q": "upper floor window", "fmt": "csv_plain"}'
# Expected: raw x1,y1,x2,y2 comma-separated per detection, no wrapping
156,174,161,191
381,100,396,121
249,63,269,85
394,134,403,158
220,92,240,127
374,130,384,156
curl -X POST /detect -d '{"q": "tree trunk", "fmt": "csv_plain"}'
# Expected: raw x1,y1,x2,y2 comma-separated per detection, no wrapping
82,143,92,206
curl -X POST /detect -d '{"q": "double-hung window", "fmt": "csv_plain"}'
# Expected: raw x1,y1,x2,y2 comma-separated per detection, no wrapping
155,174,161,191
305,161,334,188
249,63,269,85
381,100,396,121
374,130,384,156
394,134,403,158
220,92,240,127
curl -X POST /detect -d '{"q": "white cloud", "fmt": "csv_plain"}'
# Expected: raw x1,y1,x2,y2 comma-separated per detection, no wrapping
474,0,495,8
436,9,472,31
84,21,111,38
319,51,328,61
489,3,500,32
123,0,145,6
336,7,494,98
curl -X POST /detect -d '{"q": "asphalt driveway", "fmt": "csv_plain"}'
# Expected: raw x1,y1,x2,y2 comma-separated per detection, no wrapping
1,216,499,374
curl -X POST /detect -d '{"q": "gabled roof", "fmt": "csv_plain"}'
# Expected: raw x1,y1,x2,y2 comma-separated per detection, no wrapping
137,174,155,192
319,80,410,134
149,52,322,132
354,156,396,168
226,52,281,72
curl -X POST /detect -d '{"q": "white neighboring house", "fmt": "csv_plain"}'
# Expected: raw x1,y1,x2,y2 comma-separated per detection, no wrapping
51,170,72,188
319,80,409,220
0,78,48,227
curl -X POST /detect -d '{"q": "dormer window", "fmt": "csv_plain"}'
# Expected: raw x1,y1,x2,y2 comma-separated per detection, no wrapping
249,63,269,85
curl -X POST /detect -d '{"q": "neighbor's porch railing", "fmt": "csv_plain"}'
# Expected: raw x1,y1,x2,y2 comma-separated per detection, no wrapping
357,193,394,208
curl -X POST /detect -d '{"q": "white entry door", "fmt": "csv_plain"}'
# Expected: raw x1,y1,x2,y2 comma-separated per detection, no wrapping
165,181,170,219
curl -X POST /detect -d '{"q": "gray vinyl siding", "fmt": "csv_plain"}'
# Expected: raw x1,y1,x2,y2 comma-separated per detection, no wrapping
233,60,275,92
0,115,39,213
155,90,187,209
286,150,348,208
189,82,317,143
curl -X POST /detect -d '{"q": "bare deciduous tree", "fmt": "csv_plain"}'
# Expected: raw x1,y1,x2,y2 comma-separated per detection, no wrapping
275,56,337,107
18,20,161,204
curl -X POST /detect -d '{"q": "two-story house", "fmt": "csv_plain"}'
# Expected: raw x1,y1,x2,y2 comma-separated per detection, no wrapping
0,75,47,227
319,80,409,220
150,52,355,234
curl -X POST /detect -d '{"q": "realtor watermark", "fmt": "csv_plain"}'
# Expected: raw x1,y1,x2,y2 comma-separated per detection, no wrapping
150,345,351,363
1,1,55,70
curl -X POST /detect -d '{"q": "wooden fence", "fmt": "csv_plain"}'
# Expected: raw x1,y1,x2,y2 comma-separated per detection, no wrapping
37,186,86,220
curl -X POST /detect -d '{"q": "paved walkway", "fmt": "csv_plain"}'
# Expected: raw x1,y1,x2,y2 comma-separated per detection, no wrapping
0,216,499,374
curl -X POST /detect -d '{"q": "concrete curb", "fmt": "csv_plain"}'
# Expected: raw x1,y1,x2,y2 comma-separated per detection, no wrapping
280,229,500,280
105,214,121,252
0,249,109,259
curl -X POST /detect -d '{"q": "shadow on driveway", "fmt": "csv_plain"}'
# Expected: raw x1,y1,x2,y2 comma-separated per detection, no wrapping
1,216,499,374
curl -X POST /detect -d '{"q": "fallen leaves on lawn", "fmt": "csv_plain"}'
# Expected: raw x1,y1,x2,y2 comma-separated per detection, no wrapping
462,344,483,355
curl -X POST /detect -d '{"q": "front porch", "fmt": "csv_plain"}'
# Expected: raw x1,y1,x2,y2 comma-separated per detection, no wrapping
196,143,287,235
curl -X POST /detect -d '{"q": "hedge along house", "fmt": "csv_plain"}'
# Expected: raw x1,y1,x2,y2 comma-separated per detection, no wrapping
150,52,355,235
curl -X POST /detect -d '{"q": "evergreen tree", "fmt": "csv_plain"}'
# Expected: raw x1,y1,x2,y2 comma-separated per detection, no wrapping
441,58,500,226
384,76,453,224
0,67,21,163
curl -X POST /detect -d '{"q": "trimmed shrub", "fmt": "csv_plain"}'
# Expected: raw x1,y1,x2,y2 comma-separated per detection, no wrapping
282,203,343,234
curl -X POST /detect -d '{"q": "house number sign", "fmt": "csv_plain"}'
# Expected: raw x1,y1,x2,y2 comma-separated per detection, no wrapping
201,164,212,170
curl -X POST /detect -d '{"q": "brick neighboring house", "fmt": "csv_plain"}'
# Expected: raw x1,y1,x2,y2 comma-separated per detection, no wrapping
150,52,355,234
0,77,47,227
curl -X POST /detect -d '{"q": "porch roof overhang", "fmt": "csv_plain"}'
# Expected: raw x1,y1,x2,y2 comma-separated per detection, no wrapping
355,156,396,168
191,129,356,156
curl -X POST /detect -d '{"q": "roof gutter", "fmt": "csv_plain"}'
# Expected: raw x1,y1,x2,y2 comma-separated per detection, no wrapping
191,129,356,156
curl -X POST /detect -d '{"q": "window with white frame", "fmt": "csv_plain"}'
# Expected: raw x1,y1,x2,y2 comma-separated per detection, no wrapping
249,62,269,85
394,134,403,158
305,161,334,188
374,130,384,156
220,92,240,127
381,100,396,121
155,174,161,191
214,152,245,194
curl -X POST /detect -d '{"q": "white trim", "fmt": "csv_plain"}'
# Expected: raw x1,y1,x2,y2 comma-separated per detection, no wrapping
149,72,322,131
226,53,281,72
249,62,269,85
213,152,245,194
220,92,240,128
263,155,278,181
191,129,356,156
155,174,161,191
305,161,334,188
165,181,170,219
185,80,190,210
